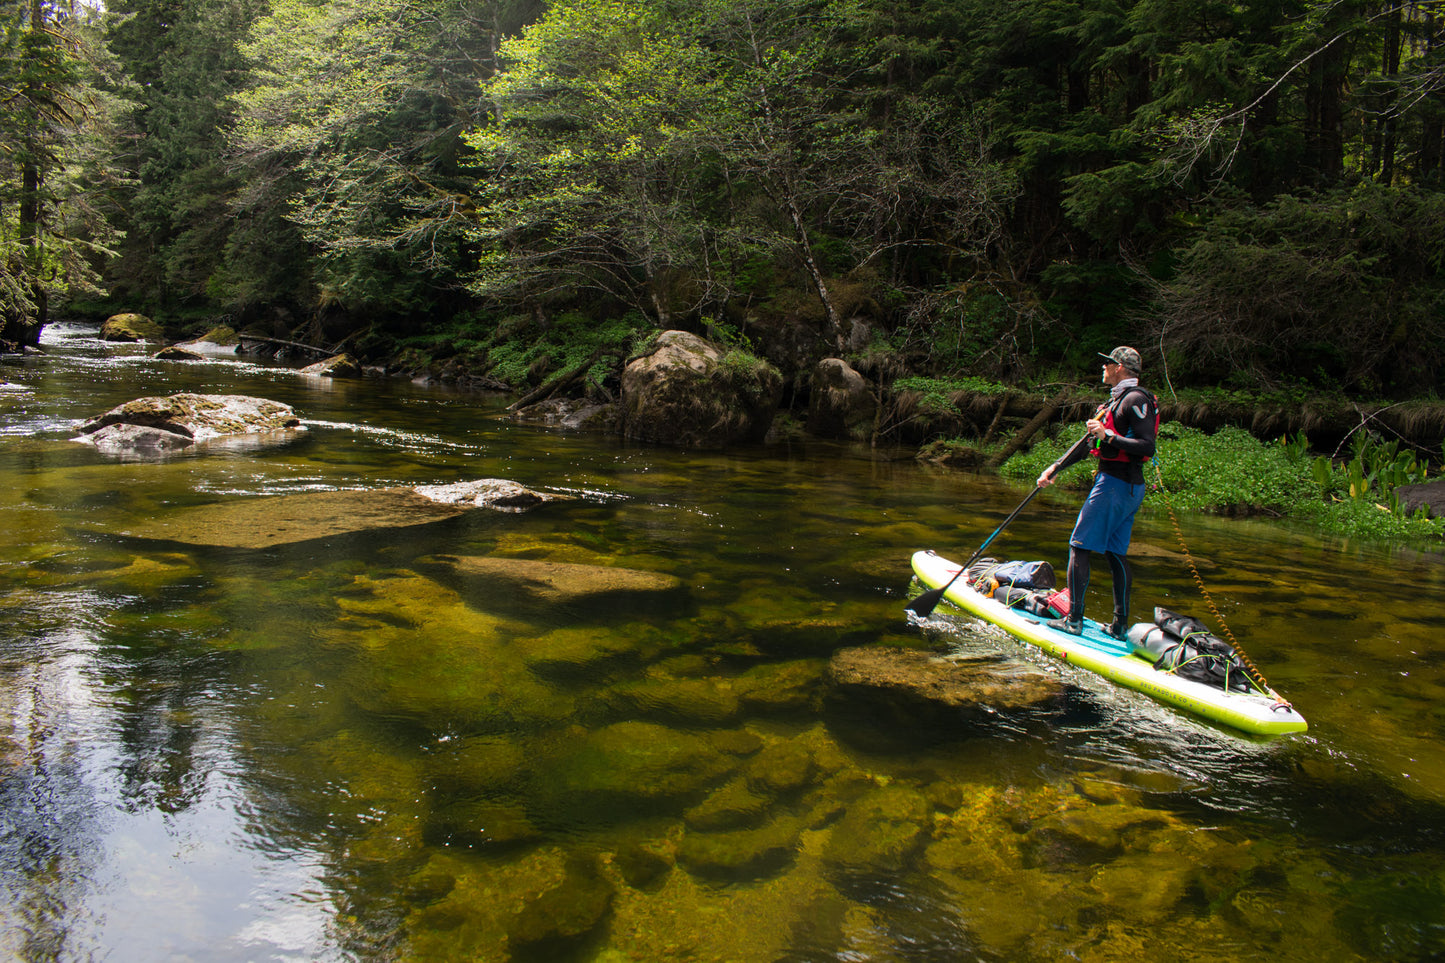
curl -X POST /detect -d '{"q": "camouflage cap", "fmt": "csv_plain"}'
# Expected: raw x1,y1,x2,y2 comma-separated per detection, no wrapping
1098,346,1142,372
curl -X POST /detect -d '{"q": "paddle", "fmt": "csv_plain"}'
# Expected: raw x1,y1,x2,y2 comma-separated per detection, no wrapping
905,431,1092,619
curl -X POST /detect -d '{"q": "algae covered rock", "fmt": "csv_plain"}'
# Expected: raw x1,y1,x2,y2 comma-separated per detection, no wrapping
419,554,688,617
508,852,614,951
826,646,1065,724
742,739,818,796
684,776,773,831
404,848,613,960
516,622,659,681
319,573,576,732
426,797,542,850
736,659,826,716
677,814,806,880
536,721,758,820
300,352,362,378
822,783,933,873
606,672,743,726
611,837,676,890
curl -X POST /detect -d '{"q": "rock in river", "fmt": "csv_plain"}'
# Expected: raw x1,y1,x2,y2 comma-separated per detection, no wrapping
826,646,1065,725
417,554,687,617
115,480,568,549
99,312,164,342
621,330,783,448
72,392,301,456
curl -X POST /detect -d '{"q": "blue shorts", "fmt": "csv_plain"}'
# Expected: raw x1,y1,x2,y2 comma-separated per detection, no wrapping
1069,470,1145,556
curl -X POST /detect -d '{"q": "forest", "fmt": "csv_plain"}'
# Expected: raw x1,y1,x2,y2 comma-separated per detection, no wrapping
4,0,1445,402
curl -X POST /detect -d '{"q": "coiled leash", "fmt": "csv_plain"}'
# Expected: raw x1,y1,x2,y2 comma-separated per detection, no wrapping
1151,458,1294,712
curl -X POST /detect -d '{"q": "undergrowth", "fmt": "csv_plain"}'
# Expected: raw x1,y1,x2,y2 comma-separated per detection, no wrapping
999,422,1445,543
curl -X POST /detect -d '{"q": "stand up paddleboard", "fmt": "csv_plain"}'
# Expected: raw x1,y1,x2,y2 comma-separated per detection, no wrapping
911,550,1307,736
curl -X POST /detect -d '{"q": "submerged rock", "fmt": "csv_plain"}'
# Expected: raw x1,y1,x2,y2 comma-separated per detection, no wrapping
321,572,576,732
822,783,933,873
404,848,614,960
114,480,564,549
826,646,1065,723
677,814,807,879
418,554,688,615
509,397,622,432
536,721,759,821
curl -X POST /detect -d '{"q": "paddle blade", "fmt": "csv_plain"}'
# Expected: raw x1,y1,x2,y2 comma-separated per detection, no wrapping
904,586,948,618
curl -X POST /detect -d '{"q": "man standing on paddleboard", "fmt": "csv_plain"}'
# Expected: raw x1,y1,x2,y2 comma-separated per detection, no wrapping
1035,346,1159,639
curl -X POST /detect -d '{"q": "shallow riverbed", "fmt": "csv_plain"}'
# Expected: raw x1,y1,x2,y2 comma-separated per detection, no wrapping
2,327,1443,961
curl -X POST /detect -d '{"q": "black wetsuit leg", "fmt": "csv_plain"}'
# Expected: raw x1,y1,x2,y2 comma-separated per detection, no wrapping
1067,545,1091,622
1105,550,1130,628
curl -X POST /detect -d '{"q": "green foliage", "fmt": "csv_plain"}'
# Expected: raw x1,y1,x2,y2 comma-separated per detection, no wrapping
483,311,649,388
1,1,127,338
892,375,1007,416
1000,421,1445,543
1150,183,1445,394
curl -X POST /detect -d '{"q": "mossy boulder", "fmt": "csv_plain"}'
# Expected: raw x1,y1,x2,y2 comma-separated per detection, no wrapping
300,352,363,378
153,345,205,361
99,312,164,342
807,357,877,440
621,330,783,448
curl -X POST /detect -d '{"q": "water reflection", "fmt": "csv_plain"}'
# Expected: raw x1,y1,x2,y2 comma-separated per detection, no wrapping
4,334,1445,959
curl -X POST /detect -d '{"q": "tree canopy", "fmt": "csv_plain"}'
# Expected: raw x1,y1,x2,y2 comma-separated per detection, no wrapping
4,0,1443,394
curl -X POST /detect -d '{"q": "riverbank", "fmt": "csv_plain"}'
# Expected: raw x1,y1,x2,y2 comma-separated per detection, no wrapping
35,313,1445,545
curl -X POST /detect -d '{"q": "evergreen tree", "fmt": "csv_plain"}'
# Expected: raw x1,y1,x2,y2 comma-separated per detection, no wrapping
1,0,128,349
104,0,268,312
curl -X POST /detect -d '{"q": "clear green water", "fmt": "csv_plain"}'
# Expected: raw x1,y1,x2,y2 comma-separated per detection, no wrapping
3,328,1444,961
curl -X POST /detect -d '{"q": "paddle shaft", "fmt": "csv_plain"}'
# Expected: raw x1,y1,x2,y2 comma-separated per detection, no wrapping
906,430,1092,618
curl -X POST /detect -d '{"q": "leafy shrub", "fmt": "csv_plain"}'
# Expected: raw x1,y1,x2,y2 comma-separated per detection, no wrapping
486,311,650,387
999,421,1445,542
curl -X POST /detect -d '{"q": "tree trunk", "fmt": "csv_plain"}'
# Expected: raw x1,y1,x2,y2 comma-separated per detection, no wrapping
986,388,1073,468
19,0,47,332
1378,3,1402,184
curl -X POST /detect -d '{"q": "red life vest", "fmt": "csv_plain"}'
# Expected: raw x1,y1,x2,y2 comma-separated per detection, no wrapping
1090,388,1158,464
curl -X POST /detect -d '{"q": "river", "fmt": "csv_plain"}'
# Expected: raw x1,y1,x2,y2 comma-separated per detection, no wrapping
2,326,1443,961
